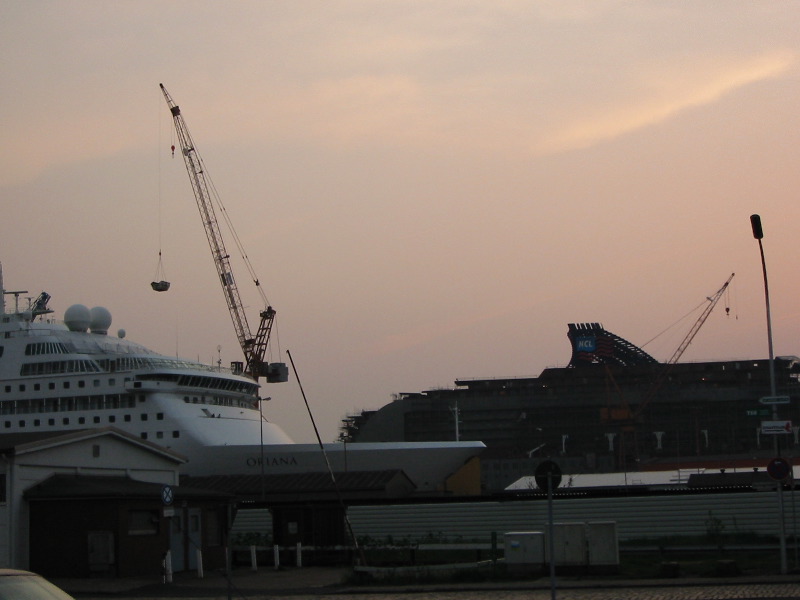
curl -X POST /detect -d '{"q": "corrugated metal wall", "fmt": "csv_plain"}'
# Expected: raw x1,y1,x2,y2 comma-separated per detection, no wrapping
347,491,799,542
230,490,799,545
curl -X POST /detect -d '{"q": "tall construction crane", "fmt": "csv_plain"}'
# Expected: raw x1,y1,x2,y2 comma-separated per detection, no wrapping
160,83,287,383
666,272,735,365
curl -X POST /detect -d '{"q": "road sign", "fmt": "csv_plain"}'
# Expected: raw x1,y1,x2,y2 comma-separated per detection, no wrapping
534,460,562,490
761,420,793,435
746,408,771,417
767,457,792,481
161,485,174,506
759,395,791,405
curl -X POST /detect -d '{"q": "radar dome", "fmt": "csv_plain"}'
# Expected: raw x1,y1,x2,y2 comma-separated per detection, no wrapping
64,304,91,332
89,306,112,335
117,329,126,339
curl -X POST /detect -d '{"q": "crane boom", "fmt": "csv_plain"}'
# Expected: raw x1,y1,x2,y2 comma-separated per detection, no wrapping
160,84,286,382
667,272,735,364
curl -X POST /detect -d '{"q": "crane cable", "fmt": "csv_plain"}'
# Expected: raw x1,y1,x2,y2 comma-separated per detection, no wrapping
192,150,271,309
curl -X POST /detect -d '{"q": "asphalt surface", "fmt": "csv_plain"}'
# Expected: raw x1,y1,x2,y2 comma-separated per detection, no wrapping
52,566,800,600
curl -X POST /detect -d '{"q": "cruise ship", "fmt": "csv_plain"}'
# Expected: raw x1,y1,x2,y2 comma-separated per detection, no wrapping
0,272,484,488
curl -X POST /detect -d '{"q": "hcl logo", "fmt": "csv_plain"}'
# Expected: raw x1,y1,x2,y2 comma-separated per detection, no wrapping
576,336,596,352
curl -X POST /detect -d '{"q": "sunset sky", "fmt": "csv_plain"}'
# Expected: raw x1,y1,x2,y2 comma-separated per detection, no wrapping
2,1,799,443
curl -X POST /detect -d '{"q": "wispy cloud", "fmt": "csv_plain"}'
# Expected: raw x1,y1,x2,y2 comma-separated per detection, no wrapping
535,52,796,156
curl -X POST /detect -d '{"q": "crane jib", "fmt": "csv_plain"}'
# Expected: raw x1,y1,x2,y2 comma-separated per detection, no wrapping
160,83,288,383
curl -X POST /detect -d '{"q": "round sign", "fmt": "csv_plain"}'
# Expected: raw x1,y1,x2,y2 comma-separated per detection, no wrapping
161,485,174,506
767,457,792,481
534,460,562,490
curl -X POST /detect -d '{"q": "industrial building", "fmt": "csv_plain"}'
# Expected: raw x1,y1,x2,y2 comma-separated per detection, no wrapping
341,323,800,491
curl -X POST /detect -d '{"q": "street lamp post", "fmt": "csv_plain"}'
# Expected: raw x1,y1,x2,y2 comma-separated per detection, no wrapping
750,213,788,575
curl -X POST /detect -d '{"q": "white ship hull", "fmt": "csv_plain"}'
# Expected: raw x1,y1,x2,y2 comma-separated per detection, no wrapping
0,287,484,489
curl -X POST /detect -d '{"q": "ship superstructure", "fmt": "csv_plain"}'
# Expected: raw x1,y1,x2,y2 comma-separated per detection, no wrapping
0,285,293,458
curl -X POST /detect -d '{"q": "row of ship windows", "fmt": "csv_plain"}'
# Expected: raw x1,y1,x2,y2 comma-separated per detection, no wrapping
4,378,124,393
182,396,254,409
3,412,168,428
0,395,141,415
0,391,252,415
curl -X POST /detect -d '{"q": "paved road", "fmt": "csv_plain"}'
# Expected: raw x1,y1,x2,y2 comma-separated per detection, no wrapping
58,567,800,600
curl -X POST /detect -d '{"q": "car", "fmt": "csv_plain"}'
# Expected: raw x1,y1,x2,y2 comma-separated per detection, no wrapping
0,569,75,599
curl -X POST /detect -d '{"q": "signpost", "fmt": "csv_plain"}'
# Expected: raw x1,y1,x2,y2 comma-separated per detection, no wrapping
767,457,792,481
761,421,793,435
536,460,562,600
760,396,791,405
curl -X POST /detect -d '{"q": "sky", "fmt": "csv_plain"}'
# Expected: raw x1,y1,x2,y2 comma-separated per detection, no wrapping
1,1,799,444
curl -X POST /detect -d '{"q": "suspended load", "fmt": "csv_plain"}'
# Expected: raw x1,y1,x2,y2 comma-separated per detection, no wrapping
151,251,170,292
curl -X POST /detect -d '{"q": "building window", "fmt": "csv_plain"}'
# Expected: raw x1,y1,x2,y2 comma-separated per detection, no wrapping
128,510,159,535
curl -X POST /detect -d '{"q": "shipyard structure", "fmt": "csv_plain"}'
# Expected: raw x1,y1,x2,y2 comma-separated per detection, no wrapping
341,323,800,491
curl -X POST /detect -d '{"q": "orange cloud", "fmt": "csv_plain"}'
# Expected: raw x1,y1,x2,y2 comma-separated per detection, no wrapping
535,52,796,155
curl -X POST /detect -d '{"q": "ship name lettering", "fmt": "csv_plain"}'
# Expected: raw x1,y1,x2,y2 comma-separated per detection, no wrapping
246,456,298,467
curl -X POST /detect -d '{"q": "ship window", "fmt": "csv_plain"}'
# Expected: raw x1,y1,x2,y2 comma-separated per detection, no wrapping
156,432,163,439
141,414,148,421
78,381,85,388
3,386,9,393
124,415,131,422
34,384,40,391
78,417,85,424
141,432,148,440
94,380,100,387
34,419,40,426
49,382,55,390
63,382,70,389
172,431,180,438
109,416,116,423
93,416,100,424
157,413,164,420
48,419,54,426
109,378,115,386
18,420,25,427
18,385,25,392
3,422,9,429
63,418,69,425
183,397,189,403
93,444,100,457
